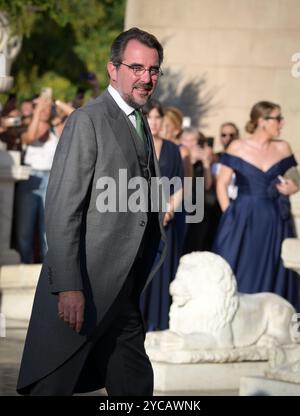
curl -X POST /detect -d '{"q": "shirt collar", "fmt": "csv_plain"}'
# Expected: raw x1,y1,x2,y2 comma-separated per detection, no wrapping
108,85,135,116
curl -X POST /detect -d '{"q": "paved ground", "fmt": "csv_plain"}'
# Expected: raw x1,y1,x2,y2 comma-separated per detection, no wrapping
0,337,108,396
0,337,237,396
0,338,23,396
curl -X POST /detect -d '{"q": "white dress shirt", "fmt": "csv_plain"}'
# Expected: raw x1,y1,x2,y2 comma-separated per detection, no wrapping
108,85,137,128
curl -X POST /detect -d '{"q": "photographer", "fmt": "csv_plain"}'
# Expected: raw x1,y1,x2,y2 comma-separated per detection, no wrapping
180,127,221,253
180,128,214,190
15,91,59,263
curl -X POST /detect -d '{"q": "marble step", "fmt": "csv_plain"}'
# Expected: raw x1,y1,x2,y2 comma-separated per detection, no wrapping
281,238,300,274
0,264,41,340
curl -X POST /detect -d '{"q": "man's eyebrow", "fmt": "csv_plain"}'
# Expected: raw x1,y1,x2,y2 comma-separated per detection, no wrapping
129,62,160,68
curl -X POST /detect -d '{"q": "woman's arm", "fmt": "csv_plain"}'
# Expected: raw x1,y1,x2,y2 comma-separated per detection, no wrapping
216,164,234,211
21,97,51,144
179,145,193,200
202,145,214,191
163,187,183,227
276,141,300,195
55,100,75,116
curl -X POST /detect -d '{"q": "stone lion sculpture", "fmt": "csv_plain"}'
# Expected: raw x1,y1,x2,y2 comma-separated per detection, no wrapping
146,252,299,361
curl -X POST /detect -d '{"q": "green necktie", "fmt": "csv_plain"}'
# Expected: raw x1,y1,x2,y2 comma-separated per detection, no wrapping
134,109,147,146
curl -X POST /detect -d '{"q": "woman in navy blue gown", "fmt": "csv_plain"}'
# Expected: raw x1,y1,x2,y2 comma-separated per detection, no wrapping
140,100,184,331
213,101,300,310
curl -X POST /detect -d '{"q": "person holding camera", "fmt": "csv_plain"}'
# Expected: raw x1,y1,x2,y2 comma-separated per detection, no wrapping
212,122,240,201
180,127,221,253
14,93,59,263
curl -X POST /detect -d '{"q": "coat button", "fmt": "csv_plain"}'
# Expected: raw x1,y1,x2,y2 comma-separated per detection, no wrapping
139,220,146,227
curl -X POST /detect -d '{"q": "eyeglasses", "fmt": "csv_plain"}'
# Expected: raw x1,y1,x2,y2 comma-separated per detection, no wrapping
264,115,284,122
221,133,236,139
118,62,163,78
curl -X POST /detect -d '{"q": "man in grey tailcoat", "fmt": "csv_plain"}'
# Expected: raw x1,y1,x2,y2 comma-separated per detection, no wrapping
17,27,167,396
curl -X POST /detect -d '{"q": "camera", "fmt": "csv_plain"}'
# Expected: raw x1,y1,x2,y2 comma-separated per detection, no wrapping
198,136,214,148
206,137,214,148
51,103,57,118
40,87,52,100
2,116,22,128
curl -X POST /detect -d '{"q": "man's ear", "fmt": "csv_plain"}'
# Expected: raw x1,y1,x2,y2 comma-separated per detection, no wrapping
107,62,117,82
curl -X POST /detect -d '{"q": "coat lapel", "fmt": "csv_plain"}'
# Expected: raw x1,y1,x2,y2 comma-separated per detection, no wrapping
101,90,152,178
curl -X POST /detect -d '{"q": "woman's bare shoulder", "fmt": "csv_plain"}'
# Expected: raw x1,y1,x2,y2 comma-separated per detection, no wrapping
226,138,244,155
273,139,293,157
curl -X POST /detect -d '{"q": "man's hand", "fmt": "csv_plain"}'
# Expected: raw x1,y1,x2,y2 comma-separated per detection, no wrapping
58,291,85,333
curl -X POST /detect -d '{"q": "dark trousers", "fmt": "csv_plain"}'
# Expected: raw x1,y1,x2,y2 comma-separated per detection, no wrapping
29,277,153,396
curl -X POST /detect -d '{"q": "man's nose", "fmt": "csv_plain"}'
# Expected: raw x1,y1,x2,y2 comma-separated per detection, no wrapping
140,69,152,83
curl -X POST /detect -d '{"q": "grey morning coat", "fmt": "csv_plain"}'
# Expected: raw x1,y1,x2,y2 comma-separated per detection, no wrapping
17,89,167,393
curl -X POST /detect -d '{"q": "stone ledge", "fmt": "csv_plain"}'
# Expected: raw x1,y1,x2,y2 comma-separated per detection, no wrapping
0,265,41,340
0,165,31,181
281,239,300,274
240,376,300,396
152,361,268,392
0,264,41,288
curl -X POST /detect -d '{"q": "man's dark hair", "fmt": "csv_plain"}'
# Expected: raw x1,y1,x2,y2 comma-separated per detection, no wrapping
110,27,163,66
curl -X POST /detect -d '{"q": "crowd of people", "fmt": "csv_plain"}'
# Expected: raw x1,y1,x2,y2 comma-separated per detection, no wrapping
140,100,300,330
1,90,300,321
2,88,300,322
0,75,100,263
0,92,73,263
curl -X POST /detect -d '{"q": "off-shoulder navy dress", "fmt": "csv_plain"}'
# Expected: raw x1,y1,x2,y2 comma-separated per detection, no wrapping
213,153,300,310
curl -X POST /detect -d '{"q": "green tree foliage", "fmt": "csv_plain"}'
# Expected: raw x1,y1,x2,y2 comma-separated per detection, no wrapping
0,0,125,102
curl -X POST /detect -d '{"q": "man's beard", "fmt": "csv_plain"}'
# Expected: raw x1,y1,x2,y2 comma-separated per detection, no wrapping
124,82,154,109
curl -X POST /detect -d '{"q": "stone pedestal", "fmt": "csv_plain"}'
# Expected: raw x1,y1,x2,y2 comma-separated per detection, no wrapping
0,75,13,92
152,361,268,393
240,376,300,396
290,191,300,238
0,150,30,265
281,191,300,274
282,239,300,274
0,264,41,339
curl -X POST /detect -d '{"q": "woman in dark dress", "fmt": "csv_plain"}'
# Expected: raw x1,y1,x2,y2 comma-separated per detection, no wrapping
213,101,300,310
140,100,184,331
180,127,221,253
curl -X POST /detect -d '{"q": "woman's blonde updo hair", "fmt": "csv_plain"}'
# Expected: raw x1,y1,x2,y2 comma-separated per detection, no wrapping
245,101,280,134
164,106,183,138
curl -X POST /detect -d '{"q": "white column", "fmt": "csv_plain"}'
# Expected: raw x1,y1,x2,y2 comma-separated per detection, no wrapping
0,150,30,265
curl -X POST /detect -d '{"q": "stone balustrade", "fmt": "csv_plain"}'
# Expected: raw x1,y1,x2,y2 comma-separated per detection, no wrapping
0,150,31,265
